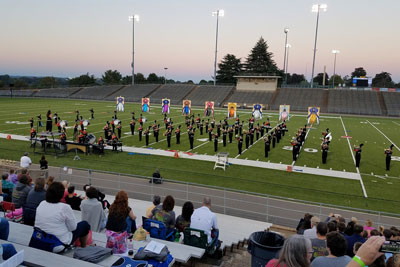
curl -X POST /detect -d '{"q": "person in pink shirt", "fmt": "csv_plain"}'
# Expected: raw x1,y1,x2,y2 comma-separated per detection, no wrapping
363,220,375,237
266,235,312,267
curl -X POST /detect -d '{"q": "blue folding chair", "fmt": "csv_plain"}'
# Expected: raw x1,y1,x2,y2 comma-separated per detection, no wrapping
143,219,175,242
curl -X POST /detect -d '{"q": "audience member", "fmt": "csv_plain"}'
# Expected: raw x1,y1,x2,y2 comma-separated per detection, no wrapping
145,195,161,218
83,184,110,209
176,201,194,232
149,168,162,184
352,242,362,256
39,155,48,170
311,231,351,266
386,254,400,267
106,191,137,233
298,214,313,234
18,168,32,185
266,235,312,267
8,169,18,185
297,213,311,232
191,197,218,243
65,186,82,211
24,177,46,226
80,187,106,232
310,222,328,261
346,224,366,257
304,216,320,240
327,221,337,233
0,219,17,260
20,152,32,168
35,182,91,251
383,229,394,240
370,229,380,236
12,174,31,208
2,173,14,202
151,195,176,230
338,222,346,235
60,180,70,203
346,236,385,267
45,176,55,189
364,219,375,237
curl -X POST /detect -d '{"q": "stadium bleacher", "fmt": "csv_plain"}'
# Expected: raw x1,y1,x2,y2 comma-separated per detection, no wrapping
148,84,197,105
185,85,234,107
270,88,325,112
105,84,161,102
327,89,382,115
70,85,124,100
382,91,400,116
224,90,274,107
33,87,82,98
10,89,36,97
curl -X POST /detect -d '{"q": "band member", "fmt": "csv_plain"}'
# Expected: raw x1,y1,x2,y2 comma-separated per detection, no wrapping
131,111,136,120
205,120,209,132
54,112,58,124
165,127,172,148
281,121,287,136
78,132,85,144
76,110,80,122
46,110,52,132
222,128,227,147
97,136,105,154
111,134,118,151
188,128,195,149
90,108,94,119
139,114,143,127
217,121,221,137
111,119,115,133
29,117,34,128
208,127,213,142
80,116,84,131
354,144,363,168
385,144,394,171
260,123,265,137
255,124,260,140
175,125,181,144
30,128,37,139
196,114,201,127
117,123,122,139
130,119,136,135
211,119,215,129
276,127,282,143
138,125,143,142
245,131,250,149
144,126,150,146
60,132,67,145
228,127,233,143
57,120,61,133
239,121,243,136
264,136,270,158
104,123,110,140
114,110,118,120
237,135,243,155
292,140,300,161
321,143,329,164
154,124,159,142
199,120,204,135
249,128,254,146
249,117,254,129
213,133,218,152
234,124,239,136
73,122,79,140
272,132,276,148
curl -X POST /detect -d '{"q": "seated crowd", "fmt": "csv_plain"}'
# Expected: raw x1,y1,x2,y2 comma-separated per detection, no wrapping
265,213,400,267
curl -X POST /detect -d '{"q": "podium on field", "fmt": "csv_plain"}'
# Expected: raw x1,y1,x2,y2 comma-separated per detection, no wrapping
214,152,229,171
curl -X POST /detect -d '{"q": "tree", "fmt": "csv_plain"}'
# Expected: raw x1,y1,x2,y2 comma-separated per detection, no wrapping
121,75,132,85
351,67,367,78
199,80,208,85
328,74,344,87
135,73,146,83
69,73,97,86
186,80,194,84
244,37,281,75
216,54,242,84
372,72,395,87
286,73,306,84
13,79,28,88
313,73,330,86
147,73,160,83
102,70,122,85
39,76,58,88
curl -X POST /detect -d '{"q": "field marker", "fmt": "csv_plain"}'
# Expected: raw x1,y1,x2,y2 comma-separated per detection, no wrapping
392,121,400,126
291,126,311,166
366,120,400,152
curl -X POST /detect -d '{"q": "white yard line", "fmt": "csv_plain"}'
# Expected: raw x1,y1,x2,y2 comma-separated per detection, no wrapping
291,126,311,166
367,120,400,152
392,121,400,127
341,116,368,198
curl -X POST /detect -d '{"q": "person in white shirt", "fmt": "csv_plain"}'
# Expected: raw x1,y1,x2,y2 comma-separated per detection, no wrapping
304,216,320,240
20,152,32,168
35,182,90,252
190,197,218,243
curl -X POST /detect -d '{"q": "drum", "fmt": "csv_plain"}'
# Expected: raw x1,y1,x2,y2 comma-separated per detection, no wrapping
86,134,96,144
142,117,147,123
59,120,68,128
83,120,90,127
113,119,120,126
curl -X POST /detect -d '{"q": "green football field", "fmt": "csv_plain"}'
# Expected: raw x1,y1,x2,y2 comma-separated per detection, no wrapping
0,97,399,214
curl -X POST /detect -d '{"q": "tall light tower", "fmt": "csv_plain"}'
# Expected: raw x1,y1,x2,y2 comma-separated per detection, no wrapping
128,14,140,85
332,50,340,87
310,4,327,88
164,67,168,85
283,27,289,84
212,9,224,86
285,44,292,83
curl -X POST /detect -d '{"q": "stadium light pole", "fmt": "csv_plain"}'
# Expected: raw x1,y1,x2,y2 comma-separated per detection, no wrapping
164,67,168,85
212,9,224,86
128,14,140,86
283,27,289,84
332,50,340,88
285,44,292,83
310,4,327,88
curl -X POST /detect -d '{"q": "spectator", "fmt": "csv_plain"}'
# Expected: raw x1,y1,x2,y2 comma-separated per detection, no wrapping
106,191,137,233
378,225,385,235
298,214,313,235
65,186,82,211
35,182,91,251
20,152,32,168
297,213,311,232
176,201,194,232
80,187,106,232
12,174,31,208
45,176,55,189
8,169,18,185
60,180,69,203
383,229,393,240
311,231,351,266
266,235,312,267
191,197,218,244
151,195,176,230
149,169,162,184
387,254,400,267
39,155,48,170
345,220,356,236
364,219,375,237
353,242,362,256
2,173,14,202
0,219,18,260
145,195,161,218
346,236,385,267
18,168,32,185
304,216,320,240
370,229,380,236
24,177,46,226
346,224,366,257
83,184,110,209
310,222,328,261
327,221,337,233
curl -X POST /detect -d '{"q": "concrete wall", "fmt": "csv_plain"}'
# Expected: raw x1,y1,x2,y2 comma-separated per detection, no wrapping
236,77,278,91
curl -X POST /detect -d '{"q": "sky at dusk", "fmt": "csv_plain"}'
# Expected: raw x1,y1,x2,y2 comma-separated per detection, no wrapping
1,0,400,83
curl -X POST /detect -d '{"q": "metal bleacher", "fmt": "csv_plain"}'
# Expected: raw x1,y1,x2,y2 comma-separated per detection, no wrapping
225,90,274,107
270,88,325,111
33,87,82,98
327,89,382,115
10,89,36,97
70,85,123,100
148,84,196,105
185,85,234,107
105,84,160,102
382,92,400,116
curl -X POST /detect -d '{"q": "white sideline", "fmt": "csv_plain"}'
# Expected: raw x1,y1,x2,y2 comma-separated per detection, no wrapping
367,120,400,151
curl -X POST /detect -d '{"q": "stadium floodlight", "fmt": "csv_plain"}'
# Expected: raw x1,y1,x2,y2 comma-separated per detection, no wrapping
332,50,340,87
212,9,224,86
285,44,292,83
310,4,327,88
128,14,140,85
283,27,290,84
164,67,168,85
